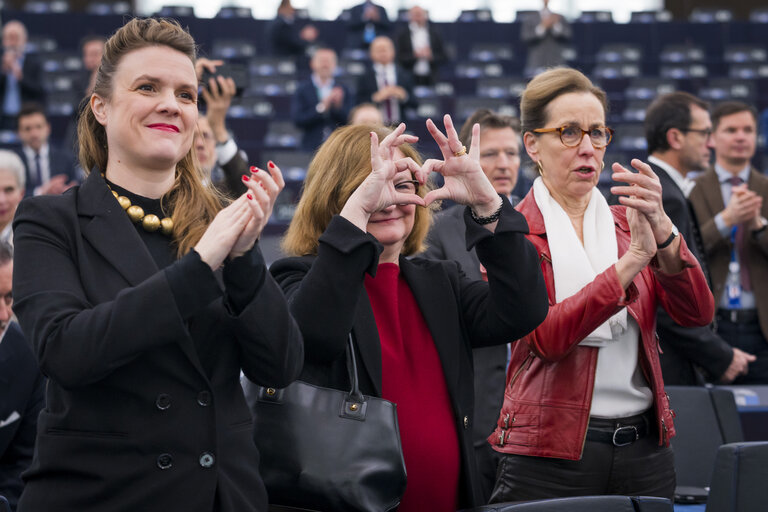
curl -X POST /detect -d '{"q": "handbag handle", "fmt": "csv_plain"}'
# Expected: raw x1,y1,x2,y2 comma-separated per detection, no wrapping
345,333,364,404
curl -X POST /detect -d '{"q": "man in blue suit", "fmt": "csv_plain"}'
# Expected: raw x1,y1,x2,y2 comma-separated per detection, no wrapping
0,241,44,511
291,48,354,152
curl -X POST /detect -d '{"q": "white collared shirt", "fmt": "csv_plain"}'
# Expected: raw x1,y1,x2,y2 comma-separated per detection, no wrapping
648,155,695,197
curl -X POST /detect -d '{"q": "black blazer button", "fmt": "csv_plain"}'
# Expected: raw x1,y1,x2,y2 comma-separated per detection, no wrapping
197,391,211,407
199,452,215,468
156,394,171,410
157,453,173,470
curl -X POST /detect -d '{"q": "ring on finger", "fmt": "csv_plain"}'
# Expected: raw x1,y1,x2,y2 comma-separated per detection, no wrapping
453,145,467,157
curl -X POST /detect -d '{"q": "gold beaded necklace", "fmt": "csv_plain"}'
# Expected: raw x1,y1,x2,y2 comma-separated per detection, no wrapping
104,176,173,236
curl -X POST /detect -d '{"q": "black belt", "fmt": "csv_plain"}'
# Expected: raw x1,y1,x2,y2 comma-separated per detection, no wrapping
717,308,758,324
586,413,649,447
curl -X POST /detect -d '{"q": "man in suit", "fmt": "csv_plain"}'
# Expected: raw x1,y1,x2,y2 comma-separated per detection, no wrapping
690,101,768,384
520,0,572,78
0,21,44,130
0,241,45,511
423,109,522,502
346,0,391,48
291,48,353,152
269,0,318,59
356,36,415,125
16,103,78,197
395,6,446,86
640,92,754,385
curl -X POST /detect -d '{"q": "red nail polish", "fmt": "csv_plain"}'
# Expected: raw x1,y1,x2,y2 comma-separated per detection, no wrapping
268,161,275,169
247,193,253,200
242,175,250,182
250,166,258,173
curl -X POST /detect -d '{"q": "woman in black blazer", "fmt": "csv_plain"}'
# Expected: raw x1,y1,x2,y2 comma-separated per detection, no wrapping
271,118,548,509
11,19,303,512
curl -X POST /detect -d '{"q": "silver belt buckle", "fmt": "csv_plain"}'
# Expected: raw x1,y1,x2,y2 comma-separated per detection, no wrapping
731,310,738,323
612,425,638,447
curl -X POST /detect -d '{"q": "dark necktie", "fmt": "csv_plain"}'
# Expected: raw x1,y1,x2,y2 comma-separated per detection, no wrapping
381,72,393,123
33,152,42,189
687,200,711,288
727,176,751,291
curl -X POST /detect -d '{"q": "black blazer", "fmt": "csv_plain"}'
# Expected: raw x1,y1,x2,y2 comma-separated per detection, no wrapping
395,24,447,83
0,322,44,511
11,171,303,512
16,146,79,197
269,15,310,57
270,201,548,508
355,64,416,121
649,162,733,384
291,79,354,152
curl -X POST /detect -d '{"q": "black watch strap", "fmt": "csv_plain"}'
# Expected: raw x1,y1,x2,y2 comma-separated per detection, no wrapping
657,225,678,249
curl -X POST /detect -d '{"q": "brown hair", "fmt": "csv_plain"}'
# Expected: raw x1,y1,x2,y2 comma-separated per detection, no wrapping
644,92,710,154
458,108,520,148
711,101,758,131
519,67,609,135
282,124,432,256
77,17,222,257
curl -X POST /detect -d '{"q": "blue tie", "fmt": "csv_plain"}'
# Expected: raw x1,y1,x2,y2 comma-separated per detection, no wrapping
33,152,41,188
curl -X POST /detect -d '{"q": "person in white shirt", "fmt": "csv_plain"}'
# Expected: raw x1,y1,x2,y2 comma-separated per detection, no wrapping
0,151,24,247
395,6,446,86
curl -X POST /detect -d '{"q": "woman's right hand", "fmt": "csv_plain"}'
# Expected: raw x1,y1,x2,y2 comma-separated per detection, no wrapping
339,123,427,231
614,189,658,289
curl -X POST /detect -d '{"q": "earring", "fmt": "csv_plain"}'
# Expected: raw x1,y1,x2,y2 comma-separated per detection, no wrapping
536,160,544,176
600,160,605,171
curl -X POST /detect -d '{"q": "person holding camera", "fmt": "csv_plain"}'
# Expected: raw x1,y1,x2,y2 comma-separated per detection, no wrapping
194,58,248,198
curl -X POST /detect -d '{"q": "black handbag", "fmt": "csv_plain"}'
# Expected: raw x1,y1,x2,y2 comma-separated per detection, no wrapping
243,334,407,512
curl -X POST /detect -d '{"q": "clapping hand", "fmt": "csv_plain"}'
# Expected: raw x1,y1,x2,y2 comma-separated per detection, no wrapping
195,162,285,270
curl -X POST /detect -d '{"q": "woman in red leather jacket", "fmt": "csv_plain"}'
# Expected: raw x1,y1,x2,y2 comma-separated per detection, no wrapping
489,68,715,502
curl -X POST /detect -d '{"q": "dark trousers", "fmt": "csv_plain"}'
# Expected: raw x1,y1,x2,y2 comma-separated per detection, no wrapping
716,310,768,384
475,442,501,504
489,413,675,503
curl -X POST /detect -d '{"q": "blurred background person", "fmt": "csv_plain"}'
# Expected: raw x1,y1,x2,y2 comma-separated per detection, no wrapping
0,240,44,512
15,103,78,197
690,101,768,384
271,119,548,510
0,21,44,130
521,0,572,78
292,47,353,152
348,102,384,126
0,151,25,246
270,0,318,60
642,92,754,385
395,6,446,86
490,68,713,502
423,108,522,502
77,35,106,96
346,0,391,48
357,36,415,125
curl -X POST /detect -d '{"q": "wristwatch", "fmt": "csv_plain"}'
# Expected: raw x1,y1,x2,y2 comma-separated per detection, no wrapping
657,224,679,249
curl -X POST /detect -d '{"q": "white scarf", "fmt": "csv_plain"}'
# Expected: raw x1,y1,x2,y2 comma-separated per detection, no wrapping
533,177,626,347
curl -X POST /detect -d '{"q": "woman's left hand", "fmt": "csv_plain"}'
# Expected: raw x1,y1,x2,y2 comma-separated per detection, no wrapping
229,161,285,259
422,114,499,215
610,159,675,245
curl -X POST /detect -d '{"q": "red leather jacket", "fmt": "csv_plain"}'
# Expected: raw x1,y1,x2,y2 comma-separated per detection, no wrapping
489,192,715,461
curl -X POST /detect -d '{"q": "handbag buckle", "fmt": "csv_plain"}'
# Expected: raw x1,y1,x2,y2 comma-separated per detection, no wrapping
341,398,368,421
